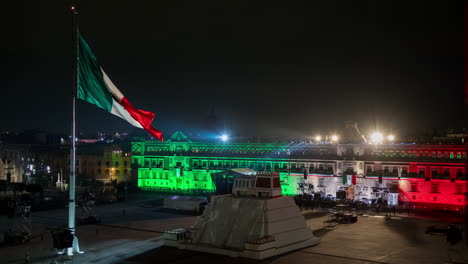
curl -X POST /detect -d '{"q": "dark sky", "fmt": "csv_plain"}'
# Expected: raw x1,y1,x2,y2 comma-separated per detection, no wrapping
4,1,466,138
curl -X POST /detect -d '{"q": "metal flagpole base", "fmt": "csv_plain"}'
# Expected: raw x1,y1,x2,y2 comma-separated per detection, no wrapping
67,236,84,256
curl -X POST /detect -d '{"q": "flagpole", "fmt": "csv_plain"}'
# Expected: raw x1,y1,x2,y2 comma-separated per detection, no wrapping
68,3,82,256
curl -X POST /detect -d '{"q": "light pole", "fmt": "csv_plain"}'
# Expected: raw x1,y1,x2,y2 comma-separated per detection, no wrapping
109,168,114,182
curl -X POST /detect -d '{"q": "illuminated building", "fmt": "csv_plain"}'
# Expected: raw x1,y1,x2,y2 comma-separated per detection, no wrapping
76,145,131,183
132,131,468,210
0,144,69,184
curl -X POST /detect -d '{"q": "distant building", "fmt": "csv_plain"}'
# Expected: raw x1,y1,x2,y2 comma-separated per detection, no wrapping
76,144,131,183
201,107,223,137
0,144,68,184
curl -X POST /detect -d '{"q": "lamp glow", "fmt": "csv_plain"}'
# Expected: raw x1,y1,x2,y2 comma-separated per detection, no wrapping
331,135,338,142
315,136,321,142
387,135,395,141
221,134,229,142
370,132,384,144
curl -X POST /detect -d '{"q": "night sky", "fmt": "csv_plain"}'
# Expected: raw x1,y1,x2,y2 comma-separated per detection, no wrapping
5,1,466,138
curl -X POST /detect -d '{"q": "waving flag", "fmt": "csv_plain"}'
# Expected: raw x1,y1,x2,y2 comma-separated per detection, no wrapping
77,33,163,141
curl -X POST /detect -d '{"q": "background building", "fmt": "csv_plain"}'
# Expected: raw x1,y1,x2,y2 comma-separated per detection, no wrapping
76,144,131,183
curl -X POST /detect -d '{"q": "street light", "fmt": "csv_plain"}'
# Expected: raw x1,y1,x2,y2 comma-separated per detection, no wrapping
315,136,321,142
220,134,229,142
331,135,338,142
387,135,395,141
109,167,115,181
370,132,384,144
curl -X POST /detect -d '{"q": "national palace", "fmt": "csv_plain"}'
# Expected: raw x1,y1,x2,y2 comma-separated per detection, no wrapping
131,130,468,210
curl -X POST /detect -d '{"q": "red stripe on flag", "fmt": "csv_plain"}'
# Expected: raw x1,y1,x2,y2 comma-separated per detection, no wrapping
119,97,163,141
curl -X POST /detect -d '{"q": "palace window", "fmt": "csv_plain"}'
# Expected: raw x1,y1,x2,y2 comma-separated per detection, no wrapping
418,168,425,177
272,178,280,188
256,178,271,188
450,152,454,159
410,184,418,192
443,169,451,178
318,178,325,187
430,184,439,193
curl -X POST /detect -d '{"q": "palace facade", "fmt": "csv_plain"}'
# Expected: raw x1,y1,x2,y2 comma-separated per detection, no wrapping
131,132,468,210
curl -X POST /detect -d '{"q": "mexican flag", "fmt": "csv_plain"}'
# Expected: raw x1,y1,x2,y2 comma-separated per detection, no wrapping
77,33,163,141
342,174,353,185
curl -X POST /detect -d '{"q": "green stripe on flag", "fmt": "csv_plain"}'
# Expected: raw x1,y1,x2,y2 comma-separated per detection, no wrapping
77,33,113,112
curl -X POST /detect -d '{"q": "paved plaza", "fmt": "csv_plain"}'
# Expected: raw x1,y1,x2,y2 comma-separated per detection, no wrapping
1,194,467,264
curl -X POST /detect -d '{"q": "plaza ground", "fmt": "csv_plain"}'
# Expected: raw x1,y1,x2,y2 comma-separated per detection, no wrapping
1,193,467,264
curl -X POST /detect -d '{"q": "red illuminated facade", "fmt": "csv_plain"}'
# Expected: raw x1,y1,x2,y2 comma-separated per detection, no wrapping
361,145,467,210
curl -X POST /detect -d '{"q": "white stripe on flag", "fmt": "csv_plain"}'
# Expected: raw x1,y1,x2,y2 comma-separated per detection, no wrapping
110,98,143,128
101,68,125,101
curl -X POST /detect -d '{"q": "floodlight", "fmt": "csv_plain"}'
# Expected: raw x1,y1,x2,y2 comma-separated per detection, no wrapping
371,132,384,144
221,134,229,142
